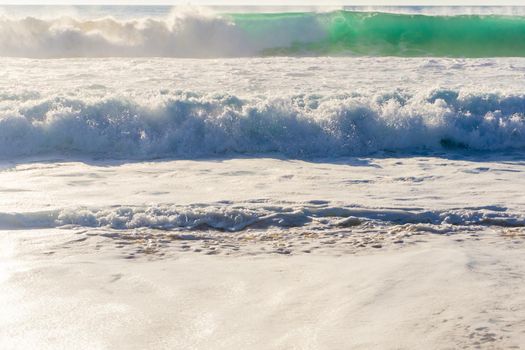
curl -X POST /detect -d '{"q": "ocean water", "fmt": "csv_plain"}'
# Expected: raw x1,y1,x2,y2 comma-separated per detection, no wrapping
3,6,525,58
1,6,525,240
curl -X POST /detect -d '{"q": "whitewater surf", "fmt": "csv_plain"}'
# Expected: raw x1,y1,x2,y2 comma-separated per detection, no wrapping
2,6,525,350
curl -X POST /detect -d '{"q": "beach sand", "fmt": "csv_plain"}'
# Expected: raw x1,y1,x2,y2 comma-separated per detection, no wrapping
2,226,525,349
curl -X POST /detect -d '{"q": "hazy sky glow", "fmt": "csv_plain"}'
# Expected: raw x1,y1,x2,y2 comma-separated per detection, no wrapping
1,1,525,5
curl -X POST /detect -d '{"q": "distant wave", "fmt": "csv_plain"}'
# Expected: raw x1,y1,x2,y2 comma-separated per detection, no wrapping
0,201,523,232
1,89,524,159
3,9,525,58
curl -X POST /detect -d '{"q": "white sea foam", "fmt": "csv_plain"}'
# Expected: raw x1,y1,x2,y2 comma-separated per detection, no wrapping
0,90,524,159
1,57,524,235
1,57,524,159
1,202,523,232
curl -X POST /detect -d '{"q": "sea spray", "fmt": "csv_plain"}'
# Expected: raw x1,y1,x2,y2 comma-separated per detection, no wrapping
3,9,525,58
1,90,524,159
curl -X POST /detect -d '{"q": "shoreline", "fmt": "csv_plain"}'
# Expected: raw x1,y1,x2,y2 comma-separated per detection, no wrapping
1,228,524,349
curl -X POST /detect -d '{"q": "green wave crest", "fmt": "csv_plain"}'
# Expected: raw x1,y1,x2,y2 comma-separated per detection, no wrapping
231,11,525,57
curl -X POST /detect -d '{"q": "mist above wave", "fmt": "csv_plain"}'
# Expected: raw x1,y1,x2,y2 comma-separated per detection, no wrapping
0,9,250,58
3,8,525,58
0,8,324,58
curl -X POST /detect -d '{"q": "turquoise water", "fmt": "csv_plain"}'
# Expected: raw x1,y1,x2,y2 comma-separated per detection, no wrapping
232,11,525,57
2,6,525,57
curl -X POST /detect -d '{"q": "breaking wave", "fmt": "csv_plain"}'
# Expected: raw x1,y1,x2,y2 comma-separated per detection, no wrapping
3,9,525,58
1,89,524,159
1,201,523,232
